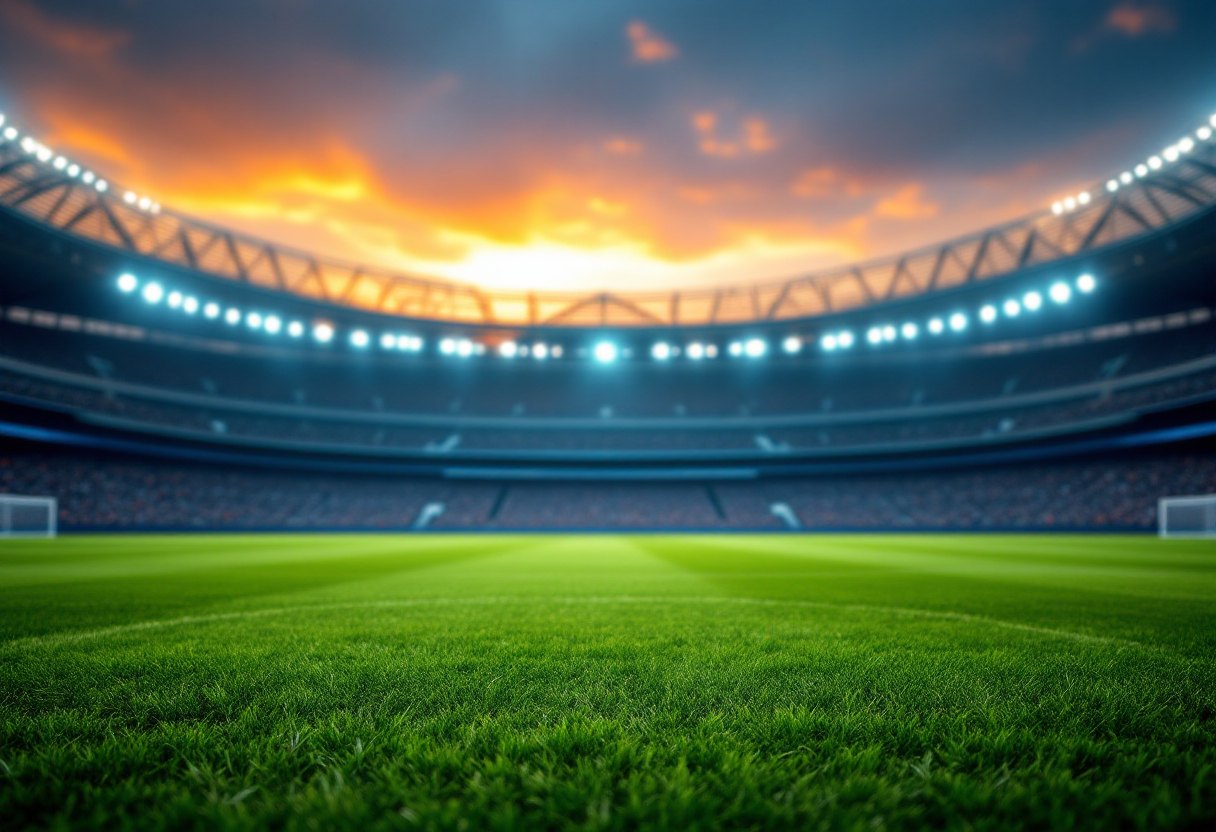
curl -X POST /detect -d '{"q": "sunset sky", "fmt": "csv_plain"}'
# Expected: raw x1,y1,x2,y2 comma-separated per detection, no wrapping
2,0,1215,292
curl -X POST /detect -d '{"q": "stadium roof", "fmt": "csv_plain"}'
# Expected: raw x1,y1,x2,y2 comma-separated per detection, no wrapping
2,112,1216,328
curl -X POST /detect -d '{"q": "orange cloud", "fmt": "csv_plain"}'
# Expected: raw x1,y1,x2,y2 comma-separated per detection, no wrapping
1,0,129,59
693,111,777,158
604,137,644,155
1105,2,1175,36
874,183,939,220
626,21,678,63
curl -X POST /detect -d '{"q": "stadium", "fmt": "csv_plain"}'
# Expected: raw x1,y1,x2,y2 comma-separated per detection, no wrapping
1,3,1215,829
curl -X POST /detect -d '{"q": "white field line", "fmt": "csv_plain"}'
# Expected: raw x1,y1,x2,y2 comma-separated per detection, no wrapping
0,595,1149,652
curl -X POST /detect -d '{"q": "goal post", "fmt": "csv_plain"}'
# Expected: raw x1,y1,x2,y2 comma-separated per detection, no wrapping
1158,493,1216,539
0,495,58,538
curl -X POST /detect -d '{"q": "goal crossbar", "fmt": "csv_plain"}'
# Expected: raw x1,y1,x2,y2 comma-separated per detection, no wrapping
1158,493,1216,539
0,494,58,538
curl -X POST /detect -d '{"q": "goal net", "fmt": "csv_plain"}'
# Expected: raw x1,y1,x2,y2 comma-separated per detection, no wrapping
1158,493,1216,538
0,495,58,538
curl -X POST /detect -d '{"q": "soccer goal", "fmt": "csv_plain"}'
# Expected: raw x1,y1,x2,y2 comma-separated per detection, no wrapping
0,495,58,538
1158,493,1216,538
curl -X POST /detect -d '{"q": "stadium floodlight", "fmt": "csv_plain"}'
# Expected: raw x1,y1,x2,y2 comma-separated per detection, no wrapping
1003,299,1021,318
782,336,801,354
901,322,918,340
182,296,199,314
534,343,550,359
246,312,263,330
1199,126,1213,141
36,147,52,163
881,325,896,342
381,333,397,350
1049,282,1072,305
439,337,456,355
928,317,944,335
224,308,241,325
1148,155,1163,170
1077,273,1096,293
499,340,518,358
1077,191,1090,206
1023,291,1043,312
1051,202,1063,216
1063,196,1076,211
728,341,743,357
866,327,882,345
1120,171,1133,185
1179,136,1195,153
745,338,767,357
820,334,838,351
264,315,281,334
949,312,967,332
95,180,108,192
686,342,705,360
1211,113,1216,128
288,321,304,338
313,323,334,343
203,302,221,319
980,304,997,323
82,171,95,184
117,273,138,293
1135,163,1148,177
837,331,854,349
350,329,370,348
138,196,152,211
1163,146,1179,163
53,156,67,170
594,341,619,363
167,291,183,309
551,345,565,358
67,164,80,177
1,127,15,141
652,341,673,360
1106,179,1119,192
456,339,475,358
124,191,137,204
141,282,164,304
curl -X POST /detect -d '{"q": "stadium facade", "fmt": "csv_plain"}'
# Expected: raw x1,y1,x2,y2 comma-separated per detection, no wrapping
3,112,1216,531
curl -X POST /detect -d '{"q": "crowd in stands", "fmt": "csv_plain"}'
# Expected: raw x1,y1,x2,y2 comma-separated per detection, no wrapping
3,449,1214,531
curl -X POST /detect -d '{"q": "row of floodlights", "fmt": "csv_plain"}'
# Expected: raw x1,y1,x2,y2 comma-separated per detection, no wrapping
0,113,159,213
1053,114,1216,215
822,274,1096,352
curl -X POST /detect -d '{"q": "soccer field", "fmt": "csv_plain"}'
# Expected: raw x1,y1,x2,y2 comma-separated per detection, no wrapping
1,534,1214,830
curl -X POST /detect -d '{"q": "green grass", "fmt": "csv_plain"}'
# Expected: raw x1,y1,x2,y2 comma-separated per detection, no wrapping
1,534,1214,830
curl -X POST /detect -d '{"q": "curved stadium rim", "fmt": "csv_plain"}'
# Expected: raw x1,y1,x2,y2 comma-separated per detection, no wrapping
2,114,1216,328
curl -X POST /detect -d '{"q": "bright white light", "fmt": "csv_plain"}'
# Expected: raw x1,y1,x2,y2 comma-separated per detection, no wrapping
1064,197,1076,211
1003,299,1021,317
82,171,95,185
395,335,415,351
745,338,767,358
439,338,456,355
204,302,220,319
1163,147,1179,163
313,323,334,343
21,137,36,153
1077,191,1091,205
67,164,80,177
288,321,304,338
182,296,199,314
782,336,801,354
1023,291,1042,311
1,127,16,141
167,291,183,309
687,342,705,360
499,340,518,358
124,191,137,205
595,342,618,363
1120,171,1133,185
949,312,967,332
1199,126,1213,141
95,180,108,192
141,282,164,304
350,329,369,348
652,341,673,360
882,325,896,342
1106,179,1119,192
980,304,998,324
867,327,883,345
138,197,152,211
1051,202,1063,215
1135,164,1148,177
36,147,52,163
1211,114,1216,128
53,156,67,170
1077,273,1096,293
1050,282,1071,304
533,342,550,360
928,317,944,335
901,322,918,340
456,339,474,358
1148,156,1163,170
117,273,138,293
246,312,263,330
264,316,281,334
1179,136,1195,153
381,333,397,350
224,308,241,325
820,334,837,351
837,331,854,349
704,345,716,358
729,341,743,357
